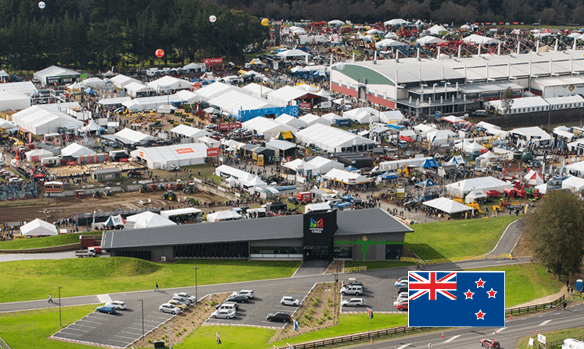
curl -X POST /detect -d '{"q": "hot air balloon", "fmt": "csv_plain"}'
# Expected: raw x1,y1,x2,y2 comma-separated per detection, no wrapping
38,1,46,9
261,18,269,26
155,49,164,58
209,15,217,23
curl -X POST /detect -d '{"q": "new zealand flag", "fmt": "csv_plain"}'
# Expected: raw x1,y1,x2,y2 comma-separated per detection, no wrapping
408,271,505,327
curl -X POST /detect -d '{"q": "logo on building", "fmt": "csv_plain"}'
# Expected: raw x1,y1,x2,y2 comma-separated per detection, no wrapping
310,218,323,233
176,148,194,154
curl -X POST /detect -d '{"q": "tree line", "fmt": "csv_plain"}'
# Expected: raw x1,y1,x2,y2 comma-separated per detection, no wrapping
215,0,584,26
0,0,267,72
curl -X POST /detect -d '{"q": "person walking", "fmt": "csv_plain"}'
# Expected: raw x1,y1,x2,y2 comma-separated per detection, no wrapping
563,301,567,311
155,283,159,292
48,293,54,303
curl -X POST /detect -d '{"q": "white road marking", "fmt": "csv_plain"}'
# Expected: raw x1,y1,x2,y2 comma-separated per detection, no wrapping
539,320,552,326
397,344,412,349
114,334,137,340
96,294,112,303
492,328,506,334
444,335,461,343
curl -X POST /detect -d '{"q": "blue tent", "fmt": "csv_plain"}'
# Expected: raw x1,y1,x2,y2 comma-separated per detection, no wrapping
342,194,354,201
387,124,403,130
345,165,358,171
422,159,439,168
380,171,398,180
416,179,437,188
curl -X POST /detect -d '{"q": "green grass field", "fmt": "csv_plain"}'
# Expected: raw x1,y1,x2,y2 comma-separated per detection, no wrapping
0,232,101,250
471,263,564,307
0,258,300,303
344,260,416,270
0,305,98,349
404,216,518,260
516,327,584,348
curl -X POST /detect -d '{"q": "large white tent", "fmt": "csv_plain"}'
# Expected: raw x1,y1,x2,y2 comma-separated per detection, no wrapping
124,82,155,98
170,125,211,140
276,49,311,59
33,66,81,87
208,89,276,116
61,143,96,158
12,106,83,135
297,123,376,153
206,210,242,222
267,86,317,107
343,107,379,124
242,117,294,139
131,143,207,169
0,91,31,111
423,197,473,214
299,113,331,127
275,113,307,129
455,140,487,154
110,74,141,89
375,39,406,48
196,82,240,101
524,170,544,186
104,128,156,146
562,175,584,192
20,219,58,236
126,211,177,229
462,34,501,45
446,176,511,197
384,19,411,26
25,148,54,162
148,76,192,92
0,81,38,97
323,168,372,185
427,25,449,35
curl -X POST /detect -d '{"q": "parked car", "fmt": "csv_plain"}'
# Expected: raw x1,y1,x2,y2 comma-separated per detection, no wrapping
168,165,180,172
168,299,188,310
174,292,197,304
395,280,409,288
266,311,291,322
96,305,117,314
215,303,238,313
172,295,192,306
280,296,300,306
340,285,363,295
106,301,127,310
341,298,364,307
396,301,408,311
211,309,235,319
346,280,364,288
215,301,239,310
159,303,181,315
237,290,255,299
393,296,408,307
226,295,249,303
287,196,299,204
394,276,408,286
480,339,501,348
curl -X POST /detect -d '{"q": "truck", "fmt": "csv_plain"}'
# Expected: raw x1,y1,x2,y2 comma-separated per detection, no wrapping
562,338,584,349
75,246,102,258
297,192,313,204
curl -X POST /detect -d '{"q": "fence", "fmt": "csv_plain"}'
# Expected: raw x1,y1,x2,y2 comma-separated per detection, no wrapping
547,335,584,348
505,294,565,317
275,294,567,349
400,253,513,265
0,337,11,349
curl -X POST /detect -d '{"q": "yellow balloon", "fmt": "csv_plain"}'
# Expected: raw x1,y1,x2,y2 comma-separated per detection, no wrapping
261,18,269,26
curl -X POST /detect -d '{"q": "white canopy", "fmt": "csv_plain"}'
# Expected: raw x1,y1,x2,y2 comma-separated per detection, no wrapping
148,76,192,92
375,39,406,48
524,170,544,186
446,176,511,197
323,168,371,185
276,49,311,59
476,151,500,161
462,34,501,45
446,155,466,165
20,219,58,236
416,36,447,46
206,210,242,222
465,189,487,204
423,197,472,214
427,25,449,35
275,113,307,129
455,140,487,154
384,19,411,26
61,143,96,157
562,175,584,192
126,211,177,229
328,20,345,26
343,107,379,124
25,148,54,162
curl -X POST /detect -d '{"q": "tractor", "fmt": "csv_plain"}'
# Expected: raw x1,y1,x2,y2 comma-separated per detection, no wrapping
139,183,152,193
183,196,199,206
162,190,177,201
183,184,199,194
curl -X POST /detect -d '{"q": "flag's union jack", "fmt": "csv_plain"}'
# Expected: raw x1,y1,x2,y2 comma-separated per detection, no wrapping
409,272,457,301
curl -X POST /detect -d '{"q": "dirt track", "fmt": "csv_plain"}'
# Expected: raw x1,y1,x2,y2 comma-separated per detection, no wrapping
0,190,228,225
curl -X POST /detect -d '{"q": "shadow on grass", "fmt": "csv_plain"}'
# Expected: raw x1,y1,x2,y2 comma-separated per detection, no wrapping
404,243,445,260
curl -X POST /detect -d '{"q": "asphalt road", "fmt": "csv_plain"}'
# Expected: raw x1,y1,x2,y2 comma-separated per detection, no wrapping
0,251,77,262
348,303,584,349
487,218,524,256
0,257,533,347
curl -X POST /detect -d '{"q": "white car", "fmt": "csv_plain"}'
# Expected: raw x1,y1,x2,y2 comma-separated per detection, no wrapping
107,301,127,310
211,309,235,319
395,279,409,287
174,292,197,303
341,298,364,307
393,295,408,307
159,303,181,315
394,277,408,287
280,296,300,306
238,290,254,299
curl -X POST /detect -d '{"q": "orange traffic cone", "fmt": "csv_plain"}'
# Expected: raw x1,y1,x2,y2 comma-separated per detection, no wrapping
441,333,444,338
510,313,512,319
495,330,498,334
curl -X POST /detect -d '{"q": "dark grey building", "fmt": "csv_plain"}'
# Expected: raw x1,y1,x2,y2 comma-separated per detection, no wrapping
101,208,413,262
91,168,122,182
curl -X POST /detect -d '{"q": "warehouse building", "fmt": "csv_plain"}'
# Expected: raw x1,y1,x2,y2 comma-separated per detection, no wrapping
131,143,208,169
101,208,412,262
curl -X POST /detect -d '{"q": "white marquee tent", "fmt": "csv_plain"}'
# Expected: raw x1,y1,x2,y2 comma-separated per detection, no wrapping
61,143,96,157
20,218,58,236
297,123,375,153
126,211,177,229
275,113,307,129
0,91,31,111
242,117,294,139
423,197,473,214
12,106,83,135
207,210,242,222
148,76,192,92
299,113,331,126
524,170,544,186
446,176,511,197
131,143,208,169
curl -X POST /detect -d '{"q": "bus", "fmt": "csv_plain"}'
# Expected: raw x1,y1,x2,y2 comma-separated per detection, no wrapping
44,181,64,193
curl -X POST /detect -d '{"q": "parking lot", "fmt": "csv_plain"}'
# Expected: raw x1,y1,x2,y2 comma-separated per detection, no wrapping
52,293,175,348
339,274,407,314
206,284,312,328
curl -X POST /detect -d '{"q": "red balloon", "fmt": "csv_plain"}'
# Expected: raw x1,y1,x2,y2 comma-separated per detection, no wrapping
155,49,164,58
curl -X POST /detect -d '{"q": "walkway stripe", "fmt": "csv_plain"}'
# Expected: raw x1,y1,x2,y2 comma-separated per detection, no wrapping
96,294,111,303
539,320,552,326
397,343,412,349
444,335,460,343
492,327,506,334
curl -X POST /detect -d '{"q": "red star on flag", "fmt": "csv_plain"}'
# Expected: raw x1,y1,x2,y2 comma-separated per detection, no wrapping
487,288,497,298
464,289,475,300
475,278,486,288
475,309,486,320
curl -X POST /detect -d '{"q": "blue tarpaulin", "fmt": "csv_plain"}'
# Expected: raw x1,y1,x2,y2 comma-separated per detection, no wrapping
422,159,439,168
380,171,398,179
345,166,358,171
416,179,437,188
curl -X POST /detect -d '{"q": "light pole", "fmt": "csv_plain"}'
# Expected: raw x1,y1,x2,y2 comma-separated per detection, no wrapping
193,267,199,304
333,273,338,325
58,286,63,327
139,299,144,337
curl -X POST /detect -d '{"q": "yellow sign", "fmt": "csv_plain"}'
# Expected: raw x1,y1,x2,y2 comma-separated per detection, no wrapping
281,131,293,140
258,154,264,166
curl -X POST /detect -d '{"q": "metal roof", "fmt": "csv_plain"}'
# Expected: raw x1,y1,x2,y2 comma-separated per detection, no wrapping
102,208,412,249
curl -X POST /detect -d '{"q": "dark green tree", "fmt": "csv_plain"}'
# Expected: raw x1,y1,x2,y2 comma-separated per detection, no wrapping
527,190,584,280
